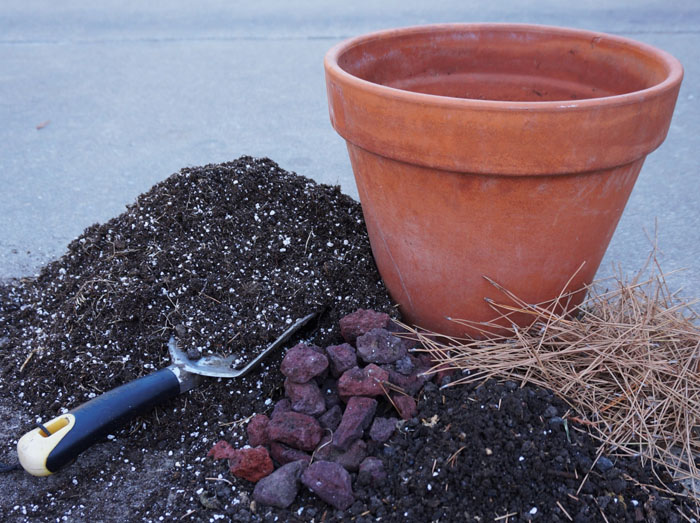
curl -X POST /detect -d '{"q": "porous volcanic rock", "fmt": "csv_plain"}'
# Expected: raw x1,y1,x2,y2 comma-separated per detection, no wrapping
333,396,378,451
281,343,329,383
253,460,307,509
246,414,270,447
337,364,389,398
325,343,358,377
339,309,391,343
284,378,326,416
356,328,408,364
228,446,274,483
267,411,323,452
301,461,355,511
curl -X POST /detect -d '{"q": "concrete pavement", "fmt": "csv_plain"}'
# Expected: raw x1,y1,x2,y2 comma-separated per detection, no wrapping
1,1,698,300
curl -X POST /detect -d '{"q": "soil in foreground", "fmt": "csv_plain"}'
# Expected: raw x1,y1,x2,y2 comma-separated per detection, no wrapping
0,157,694,521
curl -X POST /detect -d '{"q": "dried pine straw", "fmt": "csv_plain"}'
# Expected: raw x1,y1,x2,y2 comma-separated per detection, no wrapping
404,252,700,502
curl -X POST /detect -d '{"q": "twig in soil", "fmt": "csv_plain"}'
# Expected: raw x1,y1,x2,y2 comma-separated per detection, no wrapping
379,381,401,416
128,419,143,435
494,511,517,521
304,230,314,254
19,347,42,372
556,500,573,521
179,509,195,520
594,497,611,523
379,380,408,396
576,447,607,497
105,246,139,261
446,446,466,468
219,413,255,427
576,469,592,496
205,477,233,485
200,292,221,304
547,469,578,480
311,429,333,464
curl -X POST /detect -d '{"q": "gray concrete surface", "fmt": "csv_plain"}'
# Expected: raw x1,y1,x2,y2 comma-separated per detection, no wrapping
1,1,698,300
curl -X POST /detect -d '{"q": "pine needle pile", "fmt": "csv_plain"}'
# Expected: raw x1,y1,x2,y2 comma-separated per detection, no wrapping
407,253,700,500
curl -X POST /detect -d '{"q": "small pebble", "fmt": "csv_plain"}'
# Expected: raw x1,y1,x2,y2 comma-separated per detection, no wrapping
596,456,614,473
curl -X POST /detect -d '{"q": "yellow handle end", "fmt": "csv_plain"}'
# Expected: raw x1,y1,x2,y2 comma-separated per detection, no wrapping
17,414,75,476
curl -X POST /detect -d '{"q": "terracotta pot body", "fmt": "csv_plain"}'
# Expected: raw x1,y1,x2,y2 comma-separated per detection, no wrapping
324,24,683,337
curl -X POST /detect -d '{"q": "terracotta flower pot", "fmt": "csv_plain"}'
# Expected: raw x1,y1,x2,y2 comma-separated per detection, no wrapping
324,24,683,337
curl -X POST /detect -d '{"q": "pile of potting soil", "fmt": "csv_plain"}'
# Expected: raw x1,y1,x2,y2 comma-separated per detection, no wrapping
0,157,394,521
0,157,694,522
0,157,394,416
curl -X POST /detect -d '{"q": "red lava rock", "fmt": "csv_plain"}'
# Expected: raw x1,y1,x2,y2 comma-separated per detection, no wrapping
207,440,237,460
270,441,311,466
314,437,367,472
337,364,389,398
301,461,355,511
281,343,329,383
253,460,307,509
392,394,418,420
369,416,398,443
340,309,391,343
267,411,323,451
333,396,377,450
271,398,292,420
306,344,331,380
385,367,428,396
335,439,368,472
246,414,270,447
325,343,358,377
284,378,326,416
318,404,343,431
357,456,387,487
229,446,274,483
394,354,416,375
356,328,408,364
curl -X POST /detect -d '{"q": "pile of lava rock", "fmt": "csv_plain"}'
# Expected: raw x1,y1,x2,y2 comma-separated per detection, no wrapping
207,309,445,510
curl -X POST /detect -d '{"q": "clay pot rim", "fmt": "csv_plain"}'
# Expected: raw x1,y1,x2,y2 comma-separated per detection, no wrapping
324,23,684,112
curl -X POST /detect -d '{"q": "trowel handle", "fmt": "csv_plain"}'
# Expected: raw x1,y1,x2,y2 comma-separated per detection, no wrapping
17,367,182,476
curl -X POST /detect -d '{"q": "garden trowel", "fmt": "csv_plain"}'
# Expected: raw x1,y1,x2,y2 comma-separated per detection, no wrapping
17,312,317,476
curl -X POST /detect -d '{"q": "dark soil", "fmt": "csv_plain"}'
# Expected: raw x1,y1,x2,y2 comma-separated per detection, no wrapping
0,157,694,521
370,379,694,522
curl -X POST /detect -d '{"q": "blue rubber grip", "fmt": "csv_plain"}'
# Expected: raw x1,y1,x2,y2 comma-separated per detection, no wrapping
45,367,181,473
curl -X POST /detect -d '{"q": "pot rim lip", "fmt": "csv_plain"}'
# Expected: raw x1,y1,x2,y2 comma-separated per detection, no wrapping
324,23,684,111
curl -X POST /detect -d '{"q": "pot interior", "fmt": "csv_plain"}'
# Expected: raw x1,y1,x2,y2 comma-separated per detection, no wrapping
337,26,671,102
